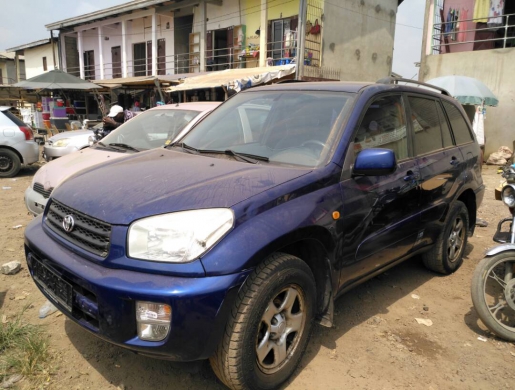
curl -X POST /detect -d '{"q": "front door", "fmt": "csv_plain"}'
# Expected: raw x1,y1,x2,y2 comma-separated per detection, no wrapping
83,50,95,80
339,94,421,289
157,39,166,75
111,46,121,78
146,41,152,76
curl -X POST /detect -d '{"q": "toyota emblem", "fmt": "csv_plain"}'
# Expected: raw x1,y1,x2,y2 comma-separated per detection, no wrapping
62,215,75,233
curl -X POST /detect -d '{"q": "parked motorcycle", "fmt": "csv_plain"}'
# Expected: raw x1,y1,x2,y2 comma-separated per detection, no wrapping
471,164,515,341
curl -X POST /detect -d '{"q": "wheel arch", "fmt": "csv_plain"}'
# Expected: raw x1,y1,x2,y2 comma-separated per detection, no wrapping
0,145,24,164
457,188,477,234
246,226,337,326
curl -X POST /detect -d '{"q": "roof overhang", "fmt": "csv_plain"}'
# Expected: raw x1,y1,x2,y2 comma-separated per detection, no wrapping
45,0,222,31
6,38,56,53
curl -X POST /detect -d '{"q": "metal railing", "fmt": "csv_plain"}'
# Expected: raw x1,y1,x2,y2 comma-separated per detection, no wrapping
61,35,326,81
432,12,515,53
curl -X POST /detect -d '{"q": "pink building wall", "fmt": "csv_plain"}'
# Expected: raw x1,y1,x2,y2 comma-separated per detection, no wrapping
441,0,476,53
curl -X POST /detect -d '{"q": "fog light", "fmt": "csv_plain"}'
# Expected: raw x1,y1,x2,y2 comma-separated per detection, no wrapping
136,301,171,341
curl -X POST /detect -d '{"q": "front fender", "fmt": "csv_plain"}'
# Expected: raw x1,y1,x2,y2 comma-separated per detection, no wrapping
485,244,515,257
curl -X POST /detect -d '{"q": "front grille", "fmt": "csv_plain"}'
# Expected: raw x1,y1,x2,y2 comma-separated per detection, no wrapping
33,182,53,199
45,200,111,257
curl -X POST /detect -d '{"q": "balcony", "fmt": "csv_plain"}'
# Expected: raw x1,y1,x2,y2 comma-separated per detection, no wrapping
431,11,515,55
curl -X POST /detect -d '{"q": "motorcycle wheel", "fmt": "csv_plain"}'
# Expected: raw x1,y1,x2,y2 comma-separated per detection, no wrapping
471,252,515,341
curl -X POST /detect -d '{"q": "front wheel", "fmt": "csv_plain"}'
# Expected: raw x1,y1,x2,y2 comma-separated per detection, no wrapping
471,252,515,341
210,253,316,390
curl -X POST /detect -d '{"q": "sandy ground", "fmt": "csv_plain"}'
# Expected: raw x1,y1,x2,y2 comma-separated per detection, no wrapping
1,162,515,390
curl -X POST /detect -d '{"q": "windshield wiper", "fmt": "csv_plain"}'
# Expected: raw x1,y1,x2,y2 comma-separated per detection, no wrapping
107,143,140,153
96,142,127,152
168,143,268,163
222,149,269,164
167,142,201,155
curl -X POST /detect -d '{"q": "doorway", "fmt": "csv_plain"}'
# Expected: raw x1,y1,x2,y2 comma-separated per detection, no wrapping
133,43,146,76
111,46,121,78
174,15,193,74
83,50,95,80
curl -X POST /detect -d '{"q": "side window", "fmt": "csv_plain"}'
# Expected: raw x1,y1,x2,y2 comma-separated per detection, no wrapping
408,96,443,155
354,95,408,161
442,101,474,145
436,101,454,148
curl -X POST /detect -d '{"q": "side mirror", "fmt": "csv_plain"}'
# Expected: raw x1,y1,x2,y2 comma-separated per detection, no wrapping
353,148,397,176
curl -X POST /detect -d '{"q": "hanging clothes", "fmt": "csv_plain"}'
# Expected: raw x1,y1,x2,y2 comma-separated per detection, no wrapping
445,9,453,35
473,0,490,23
488,0,505,27
458,8,468,42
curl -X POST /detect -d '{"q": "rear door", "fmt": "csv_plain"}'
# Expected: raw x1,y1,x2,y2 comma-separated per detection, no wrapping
338,93,421,288
406,95,464,249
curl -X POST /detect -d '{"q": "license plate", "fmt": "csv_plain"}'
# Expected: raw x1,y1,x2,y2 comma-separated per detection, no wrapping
32,257,73,312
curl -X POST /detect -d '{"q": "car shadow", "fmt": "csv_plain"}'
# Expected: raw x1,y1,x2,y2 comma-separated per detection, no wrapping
64,250,472,389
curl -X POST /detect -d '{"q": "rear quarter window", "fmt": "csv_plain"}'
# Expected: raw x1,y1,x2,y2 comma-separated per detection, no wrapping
442,101,474,145
1,110,26,127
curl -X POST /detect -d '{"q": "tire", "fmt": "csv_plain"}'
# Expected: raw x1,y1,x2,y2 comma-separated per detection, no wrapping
422,200,469,274
0,149,21,178
471,253,515,342
210,253,316,390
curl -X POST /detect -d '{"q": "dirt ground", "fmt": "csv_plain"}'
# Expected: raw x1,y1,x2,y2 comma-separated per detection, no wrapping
1,162,515,390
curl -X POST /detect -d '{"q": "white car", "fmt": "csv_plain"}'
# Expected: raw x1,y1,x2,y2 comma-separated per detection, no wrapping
25,102,220,216
42,128,95,162
0,106,39,177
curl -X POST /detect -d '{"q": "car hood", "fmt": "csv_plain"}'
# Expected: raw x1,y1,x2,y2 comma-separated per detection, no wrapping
33,147,131,190
48,129,92,142
51,148,310,225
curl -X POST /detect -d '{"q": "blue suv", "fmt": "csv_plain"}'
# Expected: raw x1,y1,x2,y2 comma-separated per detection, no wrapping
25,80,484,390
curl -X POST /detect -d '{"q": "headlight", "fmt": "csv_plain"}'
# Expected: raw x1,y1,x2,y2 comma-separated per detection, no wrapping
128,208,234,262
502,185,515,208
53,138,70,147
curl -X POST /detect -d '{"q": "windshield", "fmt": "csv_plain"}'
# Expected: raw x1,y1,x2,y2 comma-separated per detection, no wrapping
180,90,354,167
102,108,201,150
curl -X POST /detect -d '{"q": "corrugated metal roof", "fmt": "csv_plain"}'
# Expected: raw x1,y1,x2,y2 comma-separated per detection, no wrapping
6,38,55,53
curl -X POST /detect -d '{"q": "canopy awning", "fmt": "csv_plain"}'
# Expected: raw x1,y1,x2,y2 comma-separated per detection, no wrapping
92,74,201,88
165,64,296,93
13,69,102,90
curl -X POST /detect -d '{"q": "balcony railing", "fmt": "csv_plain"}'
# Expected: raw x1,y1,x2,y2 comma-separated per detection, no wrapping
432,12,515,54
62,35,324,81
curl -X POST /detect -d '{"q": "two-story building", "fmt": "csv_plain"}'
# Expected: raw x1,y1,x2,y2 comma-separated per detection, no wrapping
6,38,58,80
45,0,403,83
0,52,25,85
419,0,515,156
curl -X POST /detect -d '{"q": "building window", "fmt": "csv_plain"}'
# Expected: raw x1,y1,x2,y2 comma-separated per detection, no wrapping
43,57,47,71
0,68,3,84
83,50,95,80
268,16,298,63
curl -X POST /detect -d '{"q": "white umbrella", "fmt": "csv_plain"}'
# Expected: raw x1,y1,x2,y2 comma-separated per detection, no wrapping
426,75,499,106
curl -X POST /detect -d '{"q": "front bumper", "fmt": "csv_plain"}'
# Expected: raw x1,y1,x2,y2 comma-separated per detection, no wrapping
24,186,47,216
43,144,79,161
24,218,248,361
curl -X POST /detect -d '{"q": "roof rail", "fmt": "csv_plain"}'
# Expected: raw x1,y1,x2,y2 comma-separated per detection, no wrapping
376,77,451,97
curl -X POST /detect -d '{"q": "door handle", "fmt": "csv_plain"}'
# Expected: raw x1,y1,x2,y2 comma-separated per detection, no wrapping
450,156,459,166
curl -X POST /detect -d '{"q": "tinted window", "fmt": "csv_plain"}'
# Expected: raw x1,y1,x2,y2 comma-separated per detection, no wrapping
409,97,443,155
181,91,353,168
354,94,408,161
103,109,200,149
442,101,474,145
436,102,454,148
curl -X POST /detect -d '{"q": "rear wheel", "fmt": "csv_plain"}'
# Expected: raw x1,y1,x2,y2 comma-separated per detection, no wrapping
0,149,21,178
210,253,316,390
422,200,469,274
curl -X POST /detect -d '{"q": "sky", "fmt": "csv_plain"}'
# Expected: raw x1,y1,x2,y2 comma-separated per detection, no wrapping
0,0,425,78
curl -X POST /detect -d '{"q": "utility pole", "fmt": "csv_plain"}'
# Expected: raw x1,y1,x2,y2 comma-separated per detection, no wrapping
296,0,308,80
